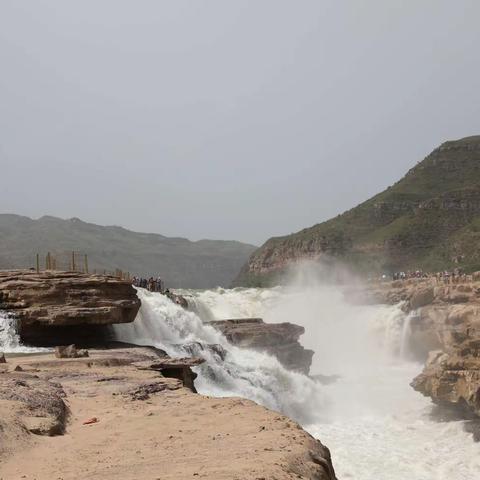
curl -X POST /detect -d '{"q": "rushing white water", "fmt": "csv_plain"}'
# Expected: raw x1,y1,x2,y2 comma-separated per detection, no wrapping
400,310,414,359
179,286,281,320
114,288,328,424
0,311,49,353
115,285,480,480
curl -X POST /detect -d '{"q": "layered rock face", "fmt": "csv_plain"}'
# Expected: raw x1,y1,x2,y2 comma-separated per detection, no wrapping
0,270,140,345
361,277,480,421
234,135,480,287
411,344,480,419
208,318,314,374
363,278,480,356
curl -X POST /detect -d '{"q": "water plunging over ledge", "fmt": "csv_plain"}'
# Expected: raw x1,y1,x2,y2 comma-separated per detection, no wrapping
114,286,480,480
0,312,50,354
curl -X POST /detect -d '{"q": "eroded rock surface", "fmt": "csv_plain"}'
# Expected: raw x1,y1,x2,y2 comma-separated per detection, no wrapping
0,270,140,345
134,356,205,393
0,372,68,436
208,318,314,374
411,339,480,417
55,344,89,358
0,347,336,480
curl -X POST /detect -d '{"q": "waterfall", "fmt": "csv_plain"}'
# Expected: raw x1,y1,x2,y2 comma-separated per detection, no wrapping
0,311,49,353
400,311,414,359
182,294,216,322
181,287,281,321
0,312,21,351
113,285,480,479
114,288,328,425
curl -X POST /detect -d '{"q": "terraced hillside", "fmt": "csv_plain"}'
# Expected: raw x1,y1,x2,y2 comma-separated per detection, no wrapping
235,136,480,286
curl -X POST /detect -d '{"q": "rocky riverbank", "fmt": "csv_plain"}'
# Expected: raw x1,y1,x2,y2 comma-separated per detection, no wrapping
0,271,338,478
355,277,480,424
0,347,336,480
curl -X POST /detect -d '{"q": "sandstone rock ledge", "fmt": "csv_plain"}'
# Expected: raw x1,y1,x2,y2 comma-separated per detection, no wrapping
208,318,314,374
0,270,140,345
0,348,336,480
411,346,480,419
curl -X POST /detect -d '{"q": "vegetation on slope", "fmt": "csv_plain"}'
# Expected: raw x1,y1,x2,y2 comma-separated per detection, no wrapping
235,136,480,286
0,215,256,288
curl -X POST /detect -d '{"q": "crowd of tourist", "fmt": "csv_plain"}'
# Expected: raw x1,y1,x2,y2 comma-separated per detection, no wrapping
131,275,187,307
388,268,468,284
433,270,469,284
392,270,428,280
132,276,166,293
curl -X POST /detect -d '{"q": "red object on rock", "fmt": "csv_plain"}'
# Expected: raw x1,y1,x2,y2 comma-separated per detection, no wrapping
83,417,99,425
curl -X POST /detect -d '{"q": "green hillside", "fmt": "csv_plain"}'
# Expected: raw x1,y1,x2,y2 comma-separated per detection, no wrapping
0,215,256,288
235,136,480,286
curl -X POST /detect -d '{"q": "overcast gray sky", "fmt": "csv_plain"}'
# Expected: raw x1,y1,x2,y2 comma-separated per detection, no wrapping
1,1,479,245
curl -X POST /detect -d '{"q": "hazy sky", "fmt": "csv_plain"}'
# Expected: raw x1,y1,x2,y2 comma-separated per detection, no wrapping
1,1,479,245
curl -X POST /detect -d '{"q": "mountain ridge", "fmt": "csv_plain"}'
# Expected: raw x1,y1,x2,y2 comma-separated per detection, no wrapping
0,214,257,288
234,135,480,286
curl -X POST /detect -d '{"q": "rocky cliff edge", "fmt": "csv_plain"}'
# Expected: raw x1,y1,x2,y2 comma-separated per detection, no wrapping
0,270,140,345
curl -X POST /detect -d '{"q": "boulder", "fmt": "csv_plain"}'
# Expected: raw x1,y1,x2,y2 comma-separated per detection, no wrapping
411,339,480,418
409,286,435,309
0,374,68,436
208,318,314,374
55,344,89,359
134,357,205,393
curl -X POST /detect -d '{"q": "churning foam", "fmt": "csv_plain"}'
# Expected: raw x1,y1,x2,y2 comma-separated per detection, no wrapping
0,311,49,353
114,288,329,424
3,279,479,478
165,285,480,480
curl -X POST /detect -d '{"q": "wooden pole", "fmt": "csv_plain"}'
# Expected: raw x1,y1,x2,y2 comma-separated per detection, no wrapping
36,253,40,273
71,251,76,271
46,252,51,270
84,254,89,274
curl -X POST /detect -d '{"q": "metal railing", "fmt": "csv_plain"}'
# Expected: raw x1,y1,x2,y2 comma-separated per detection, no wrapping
32,251,131,280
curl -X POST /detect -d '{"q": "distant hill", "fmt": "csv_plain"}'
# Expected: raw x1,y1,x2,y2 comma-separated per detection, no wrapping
0,215,257,288
234,135,480,286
